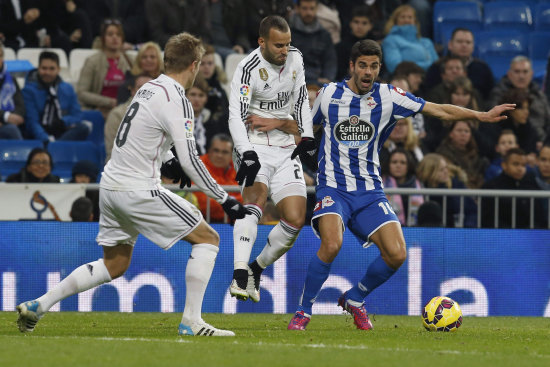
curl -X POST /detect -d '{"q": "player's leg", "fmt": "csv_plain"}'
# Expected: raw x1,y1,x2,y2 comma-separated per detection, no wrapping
288,214,344,330
248,194,305,301
230,181,268,300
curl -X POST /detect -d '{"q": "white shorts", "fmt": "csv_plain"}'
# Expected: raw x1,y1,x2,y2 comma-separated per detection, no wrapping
234,144,306,205
96,186,202,249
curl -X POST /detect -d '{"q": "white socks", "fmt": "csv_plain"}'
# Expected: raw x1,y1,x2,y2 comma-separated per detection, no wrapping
233,205,262,270
256,220,300,269
181,243,219,325
36,259,112,313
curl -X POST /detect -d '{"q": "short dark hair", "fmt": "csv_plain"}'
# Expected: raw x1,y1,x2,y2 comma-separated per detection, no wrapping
350,39,382,64
499,88,531,106
39,51,59,66
208,133,234,151
439,55,464,74
26,148,53,169
393,61,424,78
451,28,474,40
259,16,290,39
351,5,374,21
296,0,318,5
70,197,94,222
503,147,526,162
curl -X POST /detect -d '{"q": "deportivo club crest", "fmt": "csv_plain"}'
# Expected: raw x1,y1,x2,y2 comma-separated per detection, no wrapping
333,115,375,148
259,68,268,81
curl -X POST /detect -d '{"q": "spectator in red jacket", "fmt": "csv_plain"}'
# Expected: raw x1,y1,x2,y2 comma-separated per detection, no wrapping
194,133,243,222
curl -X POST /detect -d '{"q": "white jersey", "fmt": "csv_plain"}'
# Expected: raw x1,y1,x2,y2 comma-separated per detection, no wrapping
101,74,228,203
228,47,314,154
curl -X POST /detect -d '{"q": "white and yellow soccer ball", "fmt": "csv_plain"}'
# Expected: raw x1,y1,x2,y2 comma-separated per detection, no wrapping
422,296,463,332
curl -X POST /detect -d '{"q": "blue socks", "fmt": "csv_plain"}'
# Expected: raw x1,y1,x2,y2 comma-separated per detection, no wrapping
346,255,396,303
299,255,332,315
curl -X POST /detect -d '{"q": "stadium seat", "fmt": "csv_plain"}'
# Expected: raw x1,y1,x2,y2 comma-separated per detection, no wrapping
83,110,106,146
476,31,528,81
432,1,482,45
483,2,533,31
17,47,71,82
534,2,550,31
225,53,247,86
528,31,550,84
47,141,100,173
0,139,43,180
69,48,98,82
214,52,223,70
3,47,16,61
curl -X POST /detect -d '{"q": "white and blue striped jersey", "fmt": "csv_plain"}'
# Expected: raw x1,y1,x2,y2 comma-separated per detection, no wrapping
313,81,425,191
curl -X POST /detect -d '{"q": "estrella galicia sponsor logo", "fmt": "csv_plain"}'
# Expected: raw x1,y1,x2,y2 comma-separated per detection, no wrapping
333,115,374,148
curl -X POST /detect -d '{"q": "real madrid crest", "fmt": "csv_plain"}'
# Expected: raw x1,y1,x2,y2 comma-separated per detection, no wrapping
292,70,296,81
259,68,268,81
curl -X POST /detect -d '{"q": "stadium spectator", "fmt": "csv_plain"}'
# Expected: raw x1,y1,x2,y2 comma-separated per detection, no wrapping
69,196,94,222
380,117,423,168
116,41,163,104
436,120,488,189
199,45,229,123
289,0,337,85
416,200,443,227
335,5,375,81
70,159,99,221
381,4,438,74
489,56,550,145
0,0,41,50
76,19,132,118
23,51,90,143
306,83,321,109
485,129,519,182
416,153,477,227
382,148,424,226
482,148,546,228
208,0,250,60
390,76,425,139
392,61,424,94
243,0,294,51
104,74,152,161
427,56,481,105
315,0,341,45
424,28,494,101
186,75,229,156
145,0,211,47
194,134,243,223
333,0,398,41
535,144,550,190
57,0,93,50
6,147,60,183
0,44,24,140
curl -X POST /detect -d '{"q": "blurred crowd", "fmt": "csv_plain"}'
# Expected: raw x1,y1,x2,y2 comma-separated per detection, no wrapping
1,0,550,228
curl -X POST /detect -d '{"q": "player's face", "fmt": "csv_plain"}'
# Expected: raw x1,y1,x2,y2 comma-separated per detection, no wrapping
436,158,449,184
259,28,291,66
186,86,208,114
208,140,233,168
396,8,415,25
507,60,533,89
450,87,471,108
390,119,408,142
199,53,216,79
496,134,517,155
140,47,159,75
448,31,474,59
27,152,52,179
389,152,408,180
502,154,527,181
537,147,550,178
38,59,60,84
350,16,373,38
348,55,380,94
449,121,471,149
509,101,529,124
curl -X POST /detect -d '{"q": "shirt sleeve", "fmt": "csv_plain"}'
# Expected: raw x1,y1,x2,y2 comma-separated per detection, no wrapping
161,97,228,204
228,59,254,155
388,84,426,119
311,85,326,125
293,53,314,138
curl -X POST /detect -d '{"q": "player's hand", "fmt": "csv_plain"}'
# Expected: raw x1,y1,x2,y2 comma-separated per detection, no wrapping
291,137,318,171
160,157,191,188
221,196,250,220
478,104,516,123
235,150,260,187
246,115,284,132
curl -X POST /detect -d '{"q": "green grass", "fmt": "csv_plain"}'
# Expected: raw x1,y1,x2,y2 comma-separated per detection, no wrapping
1,312,549,367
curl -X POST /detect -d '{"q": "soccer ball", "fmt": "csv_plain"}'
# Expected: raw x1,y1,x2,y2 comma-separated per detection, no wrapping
422,296,463,332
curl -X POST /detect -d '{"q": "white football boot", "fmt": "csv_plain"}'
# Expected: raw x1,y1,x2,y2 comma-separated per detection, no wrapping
178,319,235,336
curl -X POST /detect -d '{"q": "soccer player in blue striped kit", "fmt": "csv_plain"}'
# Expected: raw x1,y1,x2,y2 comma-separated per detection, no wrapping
287,39,515,330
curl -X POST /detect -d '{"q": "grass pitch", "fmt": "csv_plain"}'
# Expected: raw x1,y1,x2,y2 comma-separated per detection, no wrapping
0,312,549,367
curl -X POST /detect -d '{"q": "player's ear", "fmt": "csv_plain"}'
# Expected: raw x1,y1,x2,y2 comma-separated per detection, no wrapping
258,36,265,49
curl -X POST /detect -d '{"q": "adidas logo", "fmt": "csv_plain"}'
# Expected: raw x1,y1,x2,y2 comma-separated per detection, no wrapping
86,264,94,275
263,83,270,90
244,160,255,166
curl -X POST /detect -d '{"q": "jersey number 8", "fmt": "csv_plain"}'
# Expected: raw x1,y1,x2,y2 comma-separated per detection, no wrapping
115,102,140,148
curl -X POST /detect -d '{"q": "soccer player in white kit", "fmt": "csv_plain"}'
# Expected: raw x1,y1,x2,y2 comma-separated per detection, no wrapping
16,33,249,337
228,15,317,302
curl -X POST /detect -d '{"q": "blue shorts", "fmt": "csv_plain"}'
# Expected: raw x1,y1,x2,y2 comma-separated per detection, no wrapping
311,186,400,244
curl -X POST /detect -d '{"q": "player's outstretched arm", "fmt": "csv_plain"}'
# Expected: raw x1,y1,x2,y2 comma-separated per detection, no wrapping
422,101,516,123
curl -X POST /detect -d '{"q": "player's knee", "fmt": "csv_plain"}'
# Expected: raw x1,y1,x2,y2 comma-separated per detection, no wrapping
319,239,342,262
205,230,220,246
106,261,130,279
282,216,305,230
387,246,407,269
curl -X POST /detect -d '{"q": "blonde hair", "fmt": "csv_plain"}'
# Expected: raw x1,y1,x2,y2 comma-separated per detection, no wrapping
385,117,419,151
384,5,421,38
417,153,450,188
164,33,205,74
131,42,163,77
203,44,227,84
